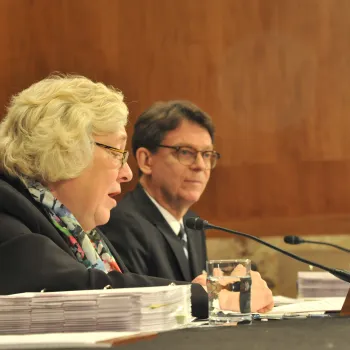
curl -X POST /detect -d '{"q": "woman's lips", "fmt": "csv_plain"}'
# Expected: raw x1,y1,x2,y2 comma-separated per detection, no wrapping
108,192,120,198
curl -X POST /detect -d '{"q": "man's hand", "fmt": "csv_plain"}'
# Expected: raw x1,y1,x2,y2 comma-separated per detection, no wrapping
218,271,273,312
192,272,207,286
192,272,208,291
250,271,274,313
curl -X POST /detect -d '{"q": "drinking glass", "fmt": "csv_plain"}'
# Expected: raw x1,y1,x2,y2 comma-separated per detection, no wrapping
206,259,252,325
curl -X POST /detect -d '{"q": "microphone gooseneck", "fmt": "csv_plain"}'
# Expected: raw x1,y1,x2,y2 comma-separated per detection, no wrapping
284,235,350,253
185,217,350,283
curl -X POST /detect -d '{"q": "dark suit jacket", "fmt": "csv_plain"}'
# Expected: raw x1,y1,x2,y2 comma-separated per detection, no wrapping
99,183,207,282
0,174,208,319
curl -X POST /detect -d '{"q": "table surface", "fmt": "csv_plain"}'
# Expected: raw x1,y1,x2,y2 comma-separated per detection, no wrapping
119,316,350,350
3,316,350,350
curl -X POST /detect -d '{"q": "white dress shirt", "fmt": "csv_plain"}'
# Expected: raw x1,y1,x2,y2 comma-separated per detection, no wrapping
143,189,183,235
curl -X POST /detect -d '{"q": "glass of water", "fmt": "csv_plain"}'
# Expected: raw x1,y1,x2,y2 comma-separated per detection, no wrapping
206,259,252,325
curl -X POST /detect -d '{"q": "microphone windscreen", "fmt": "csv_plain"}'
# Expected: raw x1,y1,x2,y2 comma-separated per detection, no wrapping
284,235,303,244
185,217,204,230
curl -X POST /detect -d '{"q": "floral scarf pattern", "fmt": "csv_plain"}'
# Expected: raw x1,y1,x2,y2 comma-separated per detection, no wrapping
25,179,121,273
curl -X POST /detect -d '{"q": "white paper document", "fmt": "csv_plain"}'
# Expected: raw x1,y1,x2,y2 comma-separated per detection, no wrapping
262,297,345,317
0,331,140,349
272,295,298,307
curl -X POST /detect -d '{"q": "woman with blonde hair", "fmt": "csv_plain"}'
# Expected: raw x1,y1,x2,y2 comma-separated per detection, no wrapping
0,75,273,318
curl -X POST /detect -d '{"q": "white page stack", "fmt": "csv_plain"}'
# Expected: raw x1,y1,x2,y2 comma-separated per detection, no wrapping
297,271,349,298
0,285,192,335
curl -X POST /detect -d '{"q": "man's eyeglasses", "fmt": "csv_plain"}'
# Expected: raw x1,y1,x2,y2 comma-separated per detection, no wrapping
158,145,221,170
95,142,129,167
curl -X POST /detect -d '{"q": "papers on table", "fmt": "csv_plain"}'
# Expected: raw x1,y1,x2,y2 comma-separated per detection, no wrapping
0,331,160,349
257,296,346,320
0,285,192,335
270,297,345,314
298,271,349,298
0,332,137,348
272,295,299,307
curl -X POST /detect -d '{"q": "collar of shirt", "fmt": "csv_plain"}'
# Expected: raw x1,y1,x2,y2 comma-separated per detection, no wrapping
143,189,183,236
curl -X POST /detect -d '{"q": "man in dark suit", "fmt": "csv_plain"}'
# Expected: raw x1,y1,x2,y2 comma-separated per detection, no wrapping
101,100,220,282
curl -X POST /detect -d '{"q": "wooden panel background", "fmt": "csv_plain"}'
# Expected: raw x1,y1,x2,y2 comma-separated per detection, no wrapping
1,0,350,237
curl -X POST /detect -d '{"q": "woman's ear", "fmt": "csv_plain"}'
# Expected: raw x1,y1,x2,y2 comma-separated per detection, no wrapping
135,147,153,175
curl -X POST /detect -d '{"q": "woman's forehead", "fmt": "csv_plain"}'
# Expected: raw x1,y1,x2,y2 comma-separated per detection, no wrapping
104,130,127,142
117,131,127,143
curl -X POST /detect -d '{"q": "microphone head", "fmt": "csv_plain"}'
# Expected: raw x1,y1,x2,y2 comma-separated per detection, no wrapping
185,217,208,230
284,235,304,245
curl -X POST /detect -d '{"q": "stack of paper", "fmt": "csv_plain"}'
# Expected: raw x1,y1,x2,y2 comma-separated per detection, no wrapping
297,271,349,298
0,295,32,334
0,285,191,335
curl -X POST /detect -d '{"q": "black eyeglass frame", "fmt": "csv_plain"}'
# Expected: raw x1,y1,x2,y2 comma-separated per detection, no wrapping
158,144,221,169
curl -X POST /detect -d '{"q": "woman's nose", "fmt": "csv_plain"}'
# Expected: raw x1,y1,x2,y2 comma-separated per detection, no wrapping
118,162,133,183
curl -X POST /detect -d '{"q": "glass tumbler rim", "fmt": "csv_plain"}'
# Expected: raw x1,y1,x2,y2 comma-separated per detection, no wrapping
207,258,251,264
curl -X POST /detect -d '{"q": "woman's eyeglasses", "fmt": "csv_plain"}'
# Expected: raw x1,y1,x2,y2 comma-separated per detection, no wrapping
94,142,129,167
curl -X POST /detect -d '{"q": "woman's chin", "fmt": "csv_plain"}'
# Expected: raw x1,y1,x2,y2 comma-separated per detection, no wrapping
107,195,117,207
94,204,114,227
95,213,111,227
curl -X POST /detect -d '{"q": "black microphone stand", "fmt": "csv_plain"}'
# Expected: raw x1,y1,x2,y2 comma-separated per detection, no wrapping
294,238,350,254
186,218,350,284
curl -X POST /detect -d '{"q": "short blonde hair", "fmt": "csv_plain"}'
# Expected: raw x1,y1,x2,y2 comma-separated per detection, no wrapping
0,74,128,183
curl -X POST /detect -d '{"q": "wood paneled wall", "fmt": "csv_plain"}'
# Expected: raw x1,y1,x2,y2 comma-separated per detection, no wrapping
1,0,350,236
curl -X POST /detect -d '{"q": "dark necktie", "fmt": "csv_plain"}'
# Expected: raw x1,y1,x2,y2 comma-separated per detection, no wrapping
178,224,189,259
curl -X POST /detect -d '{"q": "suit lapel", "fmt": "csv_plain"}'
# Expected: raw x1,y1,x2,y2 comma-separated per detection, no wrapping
131,184,192,281
154,220,192,281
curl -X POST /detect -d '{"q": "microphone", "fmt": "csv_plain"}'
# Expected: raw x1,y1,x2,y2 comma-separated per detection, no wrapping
284,235,350,253
185,217,350,283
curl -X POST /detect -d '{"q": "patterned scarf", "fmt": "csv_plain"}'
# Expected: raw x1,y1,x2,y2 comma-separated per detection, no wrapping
25,179,121,273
